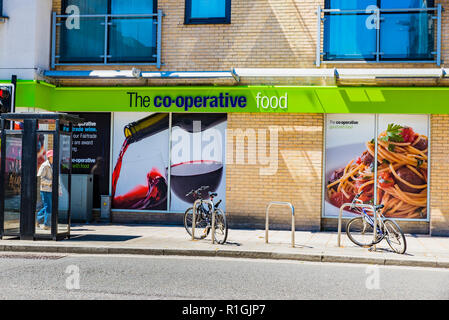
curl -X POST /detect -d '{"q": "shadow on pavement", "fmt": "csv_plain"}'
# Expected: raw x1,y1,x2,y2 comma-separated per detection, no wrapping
66,234,141,242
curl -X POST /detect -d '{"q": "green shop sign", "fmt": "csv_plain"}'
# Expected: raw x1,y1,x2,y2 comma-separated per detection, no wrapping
11,81,449,114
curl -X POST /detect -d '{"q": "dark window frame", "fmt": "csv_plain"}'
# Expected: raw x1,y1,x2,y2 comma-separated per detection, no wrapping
323,0,436,62
60,0,158,64
184,0,231,25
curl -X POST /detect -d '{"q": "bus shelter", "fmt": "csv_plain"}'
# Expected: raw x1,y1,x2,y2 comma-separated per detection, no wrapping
0,113,82,240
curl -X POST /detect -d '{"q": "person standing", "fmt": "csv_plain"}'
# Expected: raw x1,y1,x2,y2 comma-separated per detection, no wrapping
36,150,54,230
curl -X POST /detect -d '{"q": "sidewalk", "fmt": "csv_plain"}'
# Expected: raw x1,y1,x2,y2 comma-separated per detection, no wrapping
1,223,449,268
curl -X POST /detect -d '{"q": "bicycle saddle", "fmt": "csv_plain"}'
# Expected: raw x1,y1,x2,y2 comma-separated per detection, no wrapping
209,192,218,197
374,204,385,211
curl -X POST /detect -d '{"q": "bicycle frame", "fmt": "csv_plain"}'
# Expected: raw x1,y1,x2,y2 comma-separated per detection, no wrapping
191,198,216,243
359,207,385,240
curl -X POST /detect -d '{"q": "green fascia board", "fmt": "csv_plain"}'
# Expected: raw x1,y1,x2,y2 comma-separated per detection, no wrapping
9,82,449,114
1,80,53,110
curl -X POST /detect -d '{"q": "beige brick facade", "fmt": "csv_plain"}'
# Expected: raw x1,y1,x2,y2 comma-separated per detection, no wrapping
430,115,449,236
225,113,323,231
49,0,449,234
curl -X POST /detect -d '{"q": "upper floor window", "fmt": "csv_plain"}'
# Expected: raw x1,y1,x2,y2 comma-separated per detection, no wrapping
322,0,438,63
185,0,231,24
58,0,158,64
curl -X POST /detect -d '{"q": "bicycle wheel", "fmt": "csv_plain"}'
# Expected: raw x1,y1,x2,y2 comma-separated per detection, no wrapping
384,219,407,254
184,206,209,240
346,217,376,248
212,208,228,244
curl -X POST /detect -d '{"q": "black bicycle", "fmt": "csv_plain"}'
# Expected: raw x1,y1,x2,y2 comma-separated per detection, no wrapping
183,186,228,244
346,191,407,254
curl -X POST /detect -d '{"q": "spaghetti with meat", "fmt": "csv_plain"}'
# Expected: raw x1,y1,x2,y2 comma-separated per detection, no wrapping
326,124,428,219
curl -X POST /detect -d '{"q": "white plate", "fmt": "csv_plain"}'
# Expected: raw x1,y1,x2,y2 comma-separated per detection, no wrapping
324,142,368,217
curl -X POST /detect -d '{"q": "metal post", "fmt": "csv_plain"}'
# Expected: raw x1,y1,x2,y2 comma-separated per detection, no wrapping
211,203,216,244
156,9,163,69
265,208,269,244
372,114,379,249
52,121,60,240
316,5,322,67
337,205,344,247
103,15,108,64
167,113,172,212
0,119,5,239
265,202,295,248
291,206,295,248
51,12,56,69
67,123,73,238
191,199,199,241
20,120,38,240
437,4,442,66
376,9,380,62
337,203,377,247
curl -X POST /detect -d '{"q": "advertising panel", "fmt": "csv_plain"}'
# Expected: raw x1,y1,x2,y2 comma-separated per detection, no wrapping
111,112,227,212
69,112,111,208
169,114,227,212
324,114,429,220
112,112,169,211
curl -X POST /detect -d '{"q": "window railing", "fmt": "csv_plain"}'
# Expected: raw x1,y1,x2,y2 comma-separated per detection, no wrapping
316,4,442,67
51,10,163,69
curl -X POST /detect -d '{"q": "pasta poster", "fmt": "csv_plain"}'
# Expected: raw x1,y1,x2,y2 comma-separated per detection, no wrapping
324,114,429,220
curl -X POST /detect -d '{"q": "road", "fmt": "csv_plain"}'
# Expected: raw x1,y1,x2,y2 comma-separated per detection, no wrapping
0,252,448,300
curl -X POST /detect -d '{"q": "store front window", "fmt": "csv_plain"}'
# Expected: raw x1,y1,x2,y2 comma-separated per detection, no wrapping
111,113,227,213
323,114,429,221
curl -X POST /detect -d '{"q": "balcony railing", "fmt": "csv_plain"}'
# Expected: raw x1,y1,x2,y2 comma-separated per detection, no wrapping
316,5,442,67
51,10,163,69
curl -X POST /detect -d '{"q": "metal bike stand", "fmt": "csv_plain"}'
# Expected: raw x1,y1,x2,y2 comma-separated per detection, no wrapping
191,199,215,243
265,201,295,248
337,203,377,248
191,199,200,241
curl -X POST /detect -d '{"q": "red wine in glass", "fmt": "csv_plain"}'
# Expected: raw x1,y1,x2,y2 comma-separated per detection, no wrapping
170,160,223,203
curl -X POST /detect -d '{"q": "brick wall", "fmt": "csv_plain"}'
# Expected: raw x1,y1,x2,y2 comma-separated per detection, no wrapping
430,115,449,236
225,113,323,230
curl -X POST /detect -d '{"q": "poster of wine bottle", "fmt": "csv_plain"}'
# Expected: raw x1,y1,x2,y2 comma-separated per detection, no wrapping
112,112,170,211
112,112,227,212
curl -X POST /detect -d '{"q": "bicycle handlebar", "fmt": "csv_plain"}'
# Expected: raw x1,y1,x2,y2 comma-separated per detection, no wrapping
185,185,210,197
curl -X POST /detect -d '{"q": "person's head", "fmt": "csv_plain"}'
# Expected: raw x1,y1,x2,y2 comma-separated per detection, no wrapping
46,150,54,164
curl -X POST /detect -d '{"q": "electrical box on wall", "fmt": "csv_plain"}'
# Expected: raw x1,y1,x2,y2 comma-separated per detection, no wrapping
70,174,94,222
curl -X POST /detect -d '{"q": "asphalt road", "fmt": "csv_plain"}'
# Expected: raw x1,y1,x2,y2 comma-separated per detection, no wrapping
0,252,448,300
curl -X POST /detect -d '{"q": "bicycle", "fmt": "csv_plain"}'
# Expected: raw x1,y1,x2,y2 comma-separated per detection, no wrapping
345,191,407,254
183,185,228,244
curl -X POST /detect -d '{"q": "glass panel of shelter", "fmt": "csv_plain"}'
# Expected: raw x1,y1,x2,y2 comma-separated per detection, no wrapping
58,133,71,234
3,132,22,236
35,130,54,235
